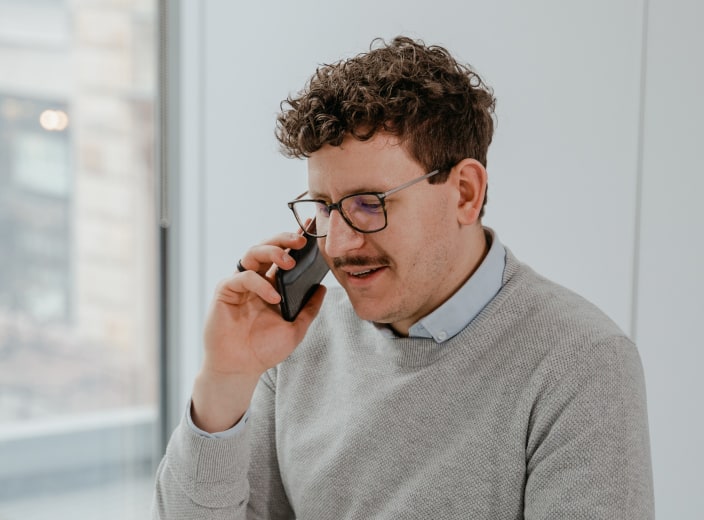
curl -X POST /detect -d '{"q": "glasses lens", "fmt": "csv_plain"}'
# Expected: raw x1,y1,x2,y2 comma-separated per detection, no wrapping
291,200,328,236
340,194,386,232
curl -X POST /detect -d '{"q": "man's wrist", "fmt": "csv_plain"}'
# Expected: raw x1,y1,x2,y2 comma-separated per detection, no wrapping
186,398,250,438
190,369,260,433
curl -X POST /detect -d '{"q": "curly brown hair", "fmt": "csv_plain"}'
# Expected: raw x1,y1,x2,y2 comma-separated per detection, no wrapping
276,36,496,216
275,36,496,214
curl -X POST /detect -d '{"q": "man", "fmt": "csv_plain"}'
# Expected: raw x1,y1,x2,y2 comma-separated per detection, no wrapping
154,36,654,519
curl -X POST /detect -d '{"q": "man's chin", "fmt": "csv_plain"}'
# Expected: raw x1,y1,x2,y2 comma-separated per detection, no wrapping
348,300,383,322
348,299,396,325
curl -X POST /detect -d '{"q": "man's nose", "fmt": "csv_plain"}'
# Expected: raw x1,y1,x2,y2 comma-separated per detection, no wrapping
323,210,364,258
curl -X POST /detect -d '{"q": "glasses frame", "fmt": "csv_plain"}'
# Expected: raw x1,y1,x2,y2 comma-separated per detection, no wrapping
287,169,442,238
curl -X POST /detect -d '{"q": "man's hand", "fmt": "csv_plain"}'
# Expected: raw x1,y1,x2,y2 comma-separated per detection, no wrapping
191,232,326,433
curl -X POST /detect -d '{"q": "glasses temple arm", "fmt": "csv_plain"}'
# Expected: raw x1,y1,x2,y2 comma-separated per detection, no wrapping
380,169,441,198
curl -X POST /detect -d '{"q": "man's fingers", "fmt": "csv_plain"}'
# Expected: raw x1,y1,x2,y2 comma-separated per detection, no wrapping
238,233,307,274
237,245,294,274
217,271,282,305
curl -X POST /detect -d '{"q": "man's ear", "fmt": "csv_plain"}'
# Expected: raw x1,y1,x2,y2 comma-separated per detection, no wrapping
453,158,487,225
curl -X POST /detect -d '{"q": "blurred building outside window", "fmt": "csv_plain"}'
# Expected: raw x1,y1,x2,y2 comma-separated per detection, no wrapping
0,1,159,518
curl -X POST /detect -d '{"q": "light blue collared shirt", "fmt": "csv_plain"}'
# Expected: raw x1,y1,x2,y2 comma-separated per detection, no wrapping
374,228,506,342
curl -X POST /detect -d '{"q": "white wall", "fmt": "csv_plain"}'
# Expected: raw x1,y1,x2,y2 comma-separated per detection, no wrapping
175,0,704,516
636,0,704,515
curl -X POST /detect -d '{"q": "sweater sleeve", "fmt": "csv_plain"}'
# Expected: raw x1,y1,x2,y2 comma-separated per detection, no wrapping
152,373,292,519
151,414,252,519
245,369,295,519
523,335,655,519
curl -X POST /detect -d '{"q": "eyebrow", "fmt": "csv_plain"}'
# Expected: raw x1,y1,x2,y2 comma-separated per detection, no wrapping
305,190,326,199
306,185,385,200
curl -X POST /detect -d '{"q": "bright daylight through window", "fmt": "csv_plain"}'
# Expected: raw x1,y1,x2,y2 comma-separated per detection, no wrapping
0,1,159,518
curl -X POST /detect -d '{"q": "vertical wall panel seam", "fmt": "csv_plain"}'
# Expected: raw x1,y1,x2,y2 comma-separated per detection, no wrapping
630,0,650,343
198,2,206,350
157,0,171,452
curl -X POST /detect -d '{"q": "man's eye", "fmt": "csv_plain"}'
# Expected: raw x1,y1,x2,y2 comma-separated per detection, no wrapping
361,202,382,212
354,197,383,212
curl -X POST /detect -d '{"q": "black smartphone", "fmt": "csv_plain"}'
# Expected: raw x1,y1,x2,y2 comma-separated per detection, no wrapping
275,222,329,322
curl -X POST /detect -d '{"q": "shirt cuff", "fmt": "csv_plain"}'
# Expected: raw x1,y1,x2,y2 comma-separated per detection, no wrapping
185,399,250,439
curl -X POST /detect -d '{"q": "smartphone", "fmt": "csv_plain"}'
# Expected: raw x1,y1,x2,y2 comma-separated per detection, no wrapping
275,222,329,322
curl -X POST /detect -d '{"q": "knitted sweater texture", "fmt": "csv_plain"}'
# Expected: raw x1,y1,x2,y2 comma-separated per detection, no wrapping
153,251,654,519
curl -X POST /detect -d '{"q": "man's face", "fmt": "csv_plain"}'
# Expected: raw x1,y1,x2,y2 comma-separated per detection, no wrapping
307,133,470,335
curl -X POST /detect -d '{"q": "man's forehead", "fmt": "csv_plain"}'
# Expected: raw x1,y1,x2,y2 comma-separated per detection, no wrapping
305,175,386,200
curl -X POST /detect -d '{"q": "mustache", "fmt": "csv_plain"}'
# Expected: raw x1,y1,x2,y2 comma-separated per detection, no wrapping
332,255,391,269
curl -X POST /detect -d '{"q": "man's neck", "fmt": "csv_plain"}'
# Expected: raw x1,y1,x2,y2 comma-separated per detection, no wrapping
389,225,490,337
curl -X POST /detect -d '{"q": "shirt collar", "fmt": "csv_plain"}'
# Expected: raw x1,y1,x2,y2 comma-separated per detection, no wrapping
374,227,506,343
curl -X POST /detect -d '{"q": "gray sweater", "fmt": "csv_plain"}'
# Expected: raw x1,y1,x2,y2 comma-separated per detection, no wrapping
153,251,654,519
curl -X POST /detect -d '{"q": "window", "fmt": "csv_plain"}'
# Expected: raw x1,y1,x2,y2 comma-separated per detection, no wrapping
0,96,72,322
0,1,159,518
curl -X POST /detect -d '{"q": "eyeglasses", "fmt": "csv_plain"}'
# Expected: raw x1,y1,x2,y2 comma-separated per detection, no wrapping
287,169,442,238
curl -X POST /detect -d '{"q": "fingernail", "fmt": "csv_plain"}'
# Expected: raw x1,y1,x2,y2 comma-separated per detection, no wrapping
283,253,294,263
